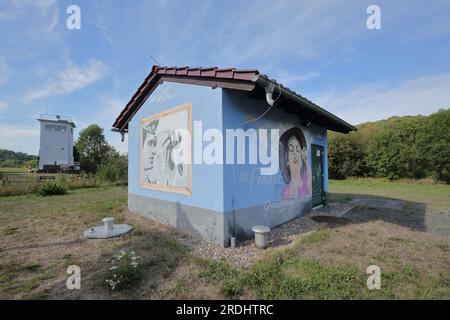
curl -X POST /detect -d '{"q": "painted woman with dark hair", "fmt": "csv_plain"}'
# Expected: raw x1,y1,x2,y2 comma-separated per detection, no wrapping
279,127,310,200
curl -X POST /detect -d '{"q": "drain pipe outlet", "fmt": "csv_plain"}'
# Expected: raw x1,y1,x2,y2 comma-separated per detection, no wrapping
103,217,114,234
264,81,277,106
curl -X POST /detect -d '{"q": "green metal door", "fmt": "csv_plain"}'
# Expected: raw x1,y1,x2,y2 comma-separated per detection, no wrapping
311,144,325,207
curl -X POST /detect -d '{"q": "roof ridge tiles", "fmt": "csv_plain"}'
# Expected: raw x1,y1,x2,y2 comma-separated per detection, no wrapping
112,65,355,134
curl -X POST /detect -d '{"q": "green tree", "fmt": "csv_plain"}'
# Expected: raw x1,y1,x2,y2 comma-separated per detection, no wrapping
25,159,38,169
73,145,80,162
328,136,366,179
0,159,21,167
96,153,128,184
416,109,450,183
75,124,115,173
0,149,37,162
366,117,425,180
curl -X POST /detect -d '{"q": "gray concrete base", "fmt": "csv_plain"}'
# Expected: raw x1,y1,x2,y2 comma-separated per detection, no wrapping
128,193,228,246
225,197,312,242
129,193,312,247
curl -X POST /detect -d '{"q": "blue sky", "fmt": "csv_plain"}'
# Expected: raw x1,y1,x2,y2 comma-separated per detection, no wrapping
1,0,450,155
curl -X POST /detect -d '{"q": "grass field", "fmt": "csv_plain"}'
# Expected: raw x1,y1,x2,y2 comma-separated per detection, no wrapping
0,187,222,299
0,179,449,299
0,167,28,174
0,171,99,196
329,178,450,213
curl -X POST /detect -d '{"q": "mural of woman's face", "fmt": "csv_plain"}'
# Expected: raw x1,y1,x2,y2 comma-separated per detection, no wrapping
301,147,308,164
288,136,301,177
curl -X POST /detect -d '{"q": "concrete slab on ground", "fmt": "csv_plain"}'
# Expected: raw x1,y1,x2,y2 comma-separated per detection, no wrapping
83,224,133,239
310,203,354,217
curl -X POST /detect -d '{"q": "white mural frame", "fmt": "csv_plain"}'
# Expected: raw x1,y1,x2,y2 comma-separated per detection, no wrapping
140,103,192,195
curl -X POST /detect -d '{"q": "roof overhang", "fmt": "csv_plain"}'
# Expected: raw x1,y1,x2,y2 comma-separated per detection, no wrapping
112,65,356,134
250,74,356,133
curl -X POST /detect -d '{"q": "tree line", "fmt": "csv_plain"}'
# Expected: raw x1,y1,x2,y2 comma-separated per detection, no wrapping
328,108,450,183
0,149,37,168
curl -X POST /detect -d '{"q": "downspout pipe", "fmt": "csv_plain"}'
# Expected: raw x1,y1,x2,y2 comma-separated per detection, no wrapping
230,76,279,247
111,128,128,142
263,80,277,106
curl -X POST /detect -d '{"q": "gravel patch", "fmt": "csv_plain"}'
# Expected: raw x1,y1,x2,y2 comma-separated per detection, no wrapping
133,203,352,269
175,215,326,269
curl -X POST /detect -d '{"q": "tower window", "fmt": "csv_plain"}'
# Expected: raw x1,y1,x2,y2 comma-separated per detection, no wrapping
45,124,66,132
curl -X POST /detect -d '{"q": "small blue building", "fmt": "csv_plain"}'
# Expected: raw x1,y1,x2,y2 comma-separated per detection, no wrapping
113,66,355,247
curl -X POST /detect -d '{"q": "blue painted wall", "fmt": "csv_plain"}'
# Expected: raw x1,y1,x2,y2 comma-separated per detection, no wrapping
221,89,328,212
128,84,328,214
128,82,224,212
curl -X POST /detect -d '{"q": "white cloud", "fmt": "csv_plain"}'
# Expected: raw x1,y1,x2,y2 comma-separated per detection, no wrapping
98,97,129,153
0,0,60,59
108,132,128,154
88,0,364,69
0,124,40,154
75,97,128,153
0,1,24,21
313,72,450,125
150,0,365,68
24,60,107,103
0,101,8,110
0,0,58,24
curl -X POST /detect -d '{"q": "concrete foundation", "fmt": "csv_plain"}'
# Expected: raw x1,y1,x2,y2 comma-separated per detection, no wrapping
129,193,312,247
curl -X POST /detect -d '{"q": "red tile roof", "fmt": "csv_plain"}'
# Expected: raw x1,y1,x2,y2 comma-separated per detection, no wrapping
112,65,356,133
112,66,259,131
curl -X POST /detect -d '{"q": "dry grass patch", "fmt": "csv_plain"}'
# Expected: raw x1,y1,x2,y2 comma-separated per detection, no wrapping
283,222,450,299
0,187,225,299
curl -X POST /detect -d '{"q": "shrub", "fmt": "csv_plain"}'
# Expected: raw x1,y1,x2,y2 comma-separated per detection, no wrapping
0,172,10,186
55,175,69,187
328,136,367,179
96,155,128,184
35,182,66,196
0,159,21,167
104,250,142,291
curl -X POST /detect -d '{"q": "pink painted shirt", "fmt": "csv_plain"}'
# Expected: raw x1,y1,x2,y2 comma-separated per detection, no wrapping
281,172,310,200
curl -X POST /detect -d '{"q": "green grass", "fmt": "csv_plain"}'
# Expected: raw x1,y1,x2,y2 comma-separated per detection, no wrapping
242,231,372,299
196,228,449,299
248,257,364,299
195,239,370,299
0,187,127,246
0,172,100,196
0,186,196,299
0,167,27,173
1,179,449,300
198,259,238,281
329,178,450,212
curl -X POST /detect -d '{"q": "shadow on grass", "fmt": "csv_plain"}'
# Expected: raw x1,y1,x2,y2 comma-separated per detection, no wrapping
328,192,428,233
